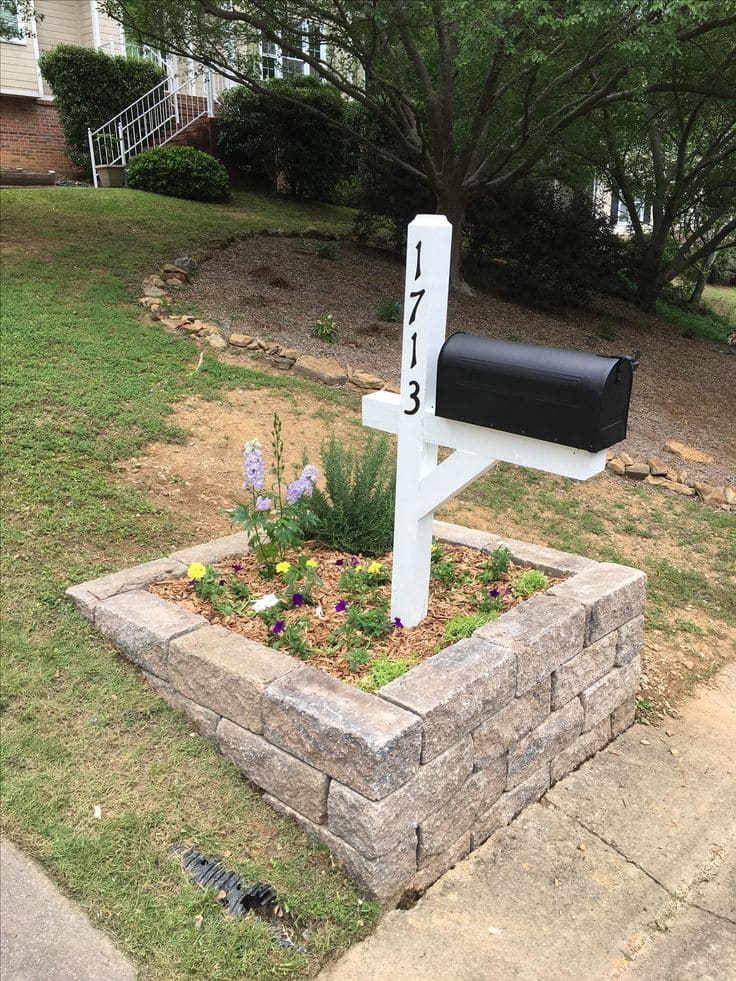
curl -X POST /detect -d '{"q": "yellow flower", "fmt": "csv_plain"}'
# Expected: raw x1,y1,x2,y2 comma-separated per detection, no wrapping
431,543,439,553
187,562,207,581
306,559,318,569
275,561,291,574
367,561,382,574
354,564,363,572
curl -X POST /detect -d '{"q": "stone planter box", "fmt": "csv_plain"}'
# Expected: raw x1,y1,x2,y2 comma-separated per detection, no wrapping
96,164,126,188
67,521,645,905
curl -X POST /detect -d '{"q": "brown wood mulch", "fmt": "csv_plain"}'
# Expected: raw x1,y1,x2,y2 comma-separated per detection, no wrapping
187,236,736,487
150,542,560,686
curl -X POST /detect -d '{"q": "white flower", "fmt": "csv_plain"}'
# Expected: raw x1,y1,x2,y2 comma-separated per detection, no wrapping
314,603,325,620
252,592,279,613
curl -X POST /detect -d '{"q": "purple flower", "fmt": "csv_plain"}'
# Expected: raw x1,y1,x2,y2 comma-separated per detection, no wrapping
188,579,197,587
255,496,272,512
392,617,404,629
504,586,512,596
300,464,318,492
335,600,348,613
218,579,226,586
243,439,265,492
292,593,304,607
488,587,500,598
286,478,308,504
231,563,243,572
335,558,345,567
350,555,359,567
272,620,286,635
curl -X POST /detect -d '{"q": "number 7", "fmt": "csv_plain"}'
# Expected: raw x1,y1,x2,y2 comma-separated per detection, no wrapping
408,289,425,325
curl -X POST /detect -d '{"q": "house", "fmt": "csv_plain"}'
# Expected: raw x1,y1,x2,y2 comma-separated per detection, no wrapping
592,177,653,236
0,1,332,183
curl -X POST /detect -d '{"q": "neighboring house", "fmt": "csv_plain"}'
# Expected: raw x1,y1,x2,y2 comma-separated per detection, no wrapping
592,176,653,237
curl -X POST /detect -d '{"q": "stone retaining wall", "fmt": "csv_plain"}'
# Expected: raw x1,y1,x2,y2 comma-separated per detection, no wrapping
67,521,645,905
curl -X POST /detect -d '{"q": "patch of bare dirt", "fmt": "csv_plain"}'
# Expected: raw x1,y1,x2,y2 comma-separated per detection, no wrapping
187,236,736,487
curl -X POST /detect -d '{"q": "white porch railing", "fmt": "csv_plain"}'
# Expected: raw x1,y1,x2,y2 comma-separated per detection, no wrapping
87,68,234,186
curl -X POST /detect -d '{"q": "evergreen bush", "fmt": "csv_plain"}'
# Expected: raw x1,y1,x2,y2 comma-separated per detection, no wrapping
217,76,348,201
39,45,165,173
311,436,396,556
126,146,229,201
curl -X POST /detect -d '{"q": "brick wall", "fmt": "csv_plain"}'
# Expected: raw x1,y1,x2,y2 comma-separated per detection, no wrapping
0,96,80,176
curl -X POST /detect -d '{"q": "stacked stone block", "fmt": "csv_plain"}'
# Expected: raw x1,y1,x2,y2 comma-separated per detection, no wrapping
67,522,645,905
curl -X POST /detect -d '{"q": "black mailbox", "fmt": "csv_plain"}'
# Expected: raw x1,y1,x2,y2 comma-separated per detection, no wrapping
435,333,635,452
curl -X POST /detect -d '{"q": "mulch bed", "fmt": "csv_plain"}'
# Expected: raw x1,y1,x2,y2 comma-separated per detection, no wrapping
187,236,736,487
150,542,560,686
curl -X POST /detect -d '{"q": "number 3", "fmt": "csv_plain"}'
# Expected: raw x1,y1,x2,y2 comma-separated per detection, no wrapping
404,380,420,415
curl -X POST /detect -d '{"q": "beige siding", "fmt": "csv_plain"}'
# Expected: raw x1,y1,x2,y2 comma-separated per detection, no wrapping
35,0,84,54
97,5,122,48
0,38,39,95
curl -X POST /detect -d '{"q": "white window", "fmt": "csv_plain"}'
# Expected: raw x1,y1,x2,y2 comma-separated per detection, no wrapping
260,21,325,80
0,0,24,43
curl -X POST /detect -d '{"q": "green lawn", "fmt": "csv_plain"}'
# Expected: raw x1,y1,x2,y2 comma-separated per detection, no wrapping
0,188,377,980
703,284,736,327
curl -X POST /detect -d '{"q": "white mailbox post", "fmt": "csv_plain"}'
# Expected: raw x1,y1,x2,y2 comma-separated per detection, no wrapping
363,214,607,628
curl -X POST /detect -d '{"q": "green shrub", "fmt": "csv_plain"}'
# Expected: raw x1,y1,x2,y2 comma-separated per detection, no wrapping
375,299,402,322
311,435,396,556
311,312,338,343
357,654,416,692
39,45,165,173
442,611,500,646
511,569,549,598
126,146,229,202
217,76,348,201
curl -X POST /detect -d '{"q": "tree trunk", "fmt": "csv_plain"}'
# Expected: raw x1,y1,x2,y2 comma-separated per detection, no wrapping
436,187,471,294
635,246,665,314
688,252,716,309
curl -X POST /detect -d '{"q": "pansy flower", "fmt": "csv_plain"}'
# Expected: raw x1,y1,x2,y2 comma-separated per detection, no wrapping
335,558,345,567
272,620,286,635
292,593,305,607
392,617,404,629
488,587,500,599
335,599,348,613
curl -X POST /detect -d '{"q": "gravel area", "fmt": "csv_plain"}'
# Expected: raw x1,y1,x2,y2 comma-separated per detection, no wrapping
189,236,736,487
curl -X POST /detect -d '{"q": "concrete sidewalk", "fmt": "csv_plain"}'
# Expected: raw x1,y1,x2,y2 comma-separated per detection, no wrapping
0,839,136,981
320,662,736,981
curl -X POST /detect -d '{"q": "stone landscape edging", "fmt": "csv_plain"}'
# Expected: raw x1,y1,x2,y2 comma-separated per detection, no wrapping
67,521,646,905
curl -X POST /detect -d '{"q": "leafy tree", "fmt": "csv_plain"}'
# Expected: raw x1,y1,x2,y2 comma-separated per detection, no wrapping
565,26,736,312
105,0,735,289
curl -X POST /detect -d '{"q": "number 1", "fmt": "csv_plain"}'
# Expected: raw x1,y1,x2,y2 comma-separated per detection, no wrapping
414,241,422,280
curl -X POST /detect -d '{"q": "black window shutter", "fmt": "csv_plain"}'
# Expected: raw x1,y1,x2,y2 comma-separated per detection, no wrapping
610,191,619,221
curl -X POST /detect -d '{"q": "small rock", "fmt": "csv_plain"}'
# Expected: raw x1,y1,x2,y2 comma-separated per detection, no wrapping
607,459,626,476
646,458,668,476
645,476,696,496
664,440,714,464
143,285,167,299
694,483,728,505
159,316,183,330
255,337,269,351
164,277,183,288
350,370,385,391
265,343,281,356
228,333,253,347
174,256,197,274
625,463,650,480
293,354,348,386
268,355,294,370
139,296,161,311
181,322,204,333
206,333,227,350
725,487,736,505
619,452,635,467
279,348,300,362
606,450,615,462
640,738,650,745
143,274,165,288
246,340,261,351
